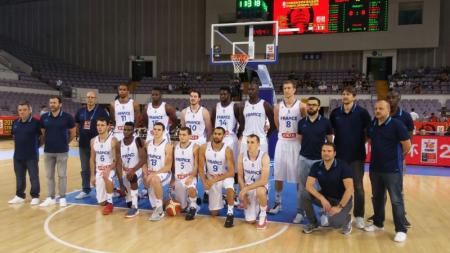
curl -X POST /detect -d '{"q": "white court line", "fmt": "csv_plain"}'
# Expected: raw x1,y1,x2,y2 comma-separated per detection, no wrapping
199,224,289,253
43,205,112,253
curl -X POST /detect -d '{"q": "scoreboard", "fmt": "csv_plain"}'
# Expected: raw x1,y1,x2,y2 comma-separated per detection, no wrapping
236,0,388,35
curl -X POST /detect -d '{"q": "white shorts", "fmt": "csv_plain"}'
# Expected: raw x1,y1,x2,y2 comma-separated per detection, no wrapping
173,178,197,209
274,140,301,183
244,185,269,222
122,168,142,202
224,134,238,167
240,135,268,155
208,177,235,211
147,172,171,208
95,170,116,203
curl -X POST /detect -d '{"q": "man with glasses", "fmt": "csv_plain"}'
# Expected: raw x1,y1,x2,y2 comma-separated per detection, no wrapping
294,97,333,223
74,91,110,199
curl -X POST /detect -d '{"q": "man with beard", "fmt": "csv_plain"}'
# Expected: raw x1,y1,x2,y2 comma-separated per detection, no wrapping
294,97,333,223
198,127,236,228
109,83,140,141
180,90,212,146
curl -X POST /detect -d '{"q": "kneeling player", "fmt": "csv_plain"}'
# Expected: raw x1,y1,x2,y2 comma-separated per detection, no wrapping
237,134,270,229
173,127,199,220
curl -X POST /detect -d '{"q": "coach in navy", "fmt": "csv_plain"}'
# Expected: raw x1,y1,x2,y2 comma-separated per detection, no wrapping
39,96,76,208
8,101,42,205
74,91,109,199
330,86,371,229
387,90,414,137
295,97,333,224
364,100,411,243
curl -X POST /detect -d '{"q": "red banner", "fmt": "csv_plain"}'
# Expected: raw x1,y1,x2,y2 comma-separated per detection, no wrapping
414,121,449,133
366,135,450,167
0,116,18,136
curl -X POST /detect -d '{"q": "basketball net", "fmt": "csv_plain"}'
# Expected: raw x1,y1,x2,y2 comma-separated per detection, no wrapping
230,54,249,74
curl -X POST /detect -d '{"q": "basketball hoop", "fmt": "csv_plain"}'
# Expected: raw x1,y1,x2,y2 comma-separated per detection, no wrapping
230,54,249,74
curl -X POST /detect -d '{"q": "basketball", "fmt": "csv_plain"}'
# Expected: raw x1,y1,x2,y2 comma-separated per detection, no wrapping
165,199,182,216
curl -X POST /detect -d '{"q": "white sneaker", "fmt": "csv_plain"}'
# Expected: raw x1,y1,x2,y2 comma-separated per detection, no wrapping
59,198,67,207
292,213,304,224
394,232,407,242
75,191,89,199
8,196,25,204
364,224,384,232
39,197,56,207
355,217,365,229
30,198,40,205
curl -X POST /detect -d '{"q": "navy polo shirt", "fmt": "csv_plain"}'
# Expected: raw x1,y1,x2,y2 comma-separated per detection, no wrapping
392,107,414,136
368,117,410,173
309,159,352,200
330,104,371,163
12,116,41,160
75,105,110,149
298,115,333,160
40,111,75,153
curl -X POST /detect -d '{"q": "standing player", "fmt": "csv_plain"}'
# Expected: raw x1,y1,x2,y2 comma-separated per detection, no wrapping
240,83,275,154
173,127,199,220
109,83,140,141
180,90,212,145
118,122,146,218
143,122,173,221
237,134,270,229
143,88,177,141
198,127,236,228
89,117,120,215
269,80,305,214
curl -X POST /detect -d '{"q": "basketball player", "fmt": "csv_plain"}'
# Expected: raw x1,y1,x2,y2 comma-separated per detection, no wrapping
109,83,140,141
117,122,146,218
142,87,177,141
237,134,270,229
89,117,120,215
143,122,173,221
198,127,235,228
239,83,275,155
172,127,199,221
180,89,212,145
269,80,306,214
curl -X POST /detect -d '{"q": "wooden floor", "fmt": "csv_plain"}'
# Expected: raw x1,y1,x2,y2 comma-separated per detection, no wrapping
1,139,450,253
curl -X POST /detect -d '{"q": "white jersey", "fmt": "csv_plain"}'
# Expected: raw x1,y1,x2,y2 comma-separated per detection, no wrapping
243,100,267,138
121,137,140,171
278,99,301,140
147,102,169,139
215,102,237,136
94,134,114,171
114,99,135,133
243,151,264,185
147,138,168,172
205,142,228,176
174,142,195,181
184,106,206,141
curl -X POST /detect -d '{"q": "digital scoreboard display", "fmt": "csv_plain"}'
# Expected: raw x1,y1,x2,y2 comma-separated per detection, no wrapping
236,0,388,35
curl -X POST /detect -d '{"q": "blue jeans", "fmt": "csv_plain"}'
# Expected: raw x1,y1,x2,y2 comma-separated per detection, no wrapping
370,172,407,233
79,146,91,194
13,158,40,198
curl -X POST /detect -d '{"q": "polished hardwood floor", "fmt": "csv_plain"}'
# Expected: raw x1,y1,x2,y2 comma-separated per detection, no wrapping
1,139,449,253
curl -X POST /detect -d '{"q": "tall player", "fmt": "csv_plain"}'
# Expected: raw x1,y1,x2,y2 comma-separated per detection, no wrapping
89,117,120,215
109,83,140,141
117,122,146,218
143,122,173,221
180,90,212,145
240,83,275,154
237,134,270,229
198,127,236,228
269,80,306,214
173,127,199,221
143,88,177,141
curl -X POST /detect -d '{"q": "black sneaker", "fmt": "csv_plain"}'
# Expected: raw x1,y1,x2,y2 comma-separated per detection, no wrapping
405,217,412,228
367,214,374,222
224,213,234,228
185,207,197,221
303,223,319,234
203,192,209,204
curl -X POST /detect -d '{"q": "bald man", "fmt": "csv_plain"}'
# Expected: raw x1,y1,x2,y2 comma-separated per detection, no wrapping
75,91,110,199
